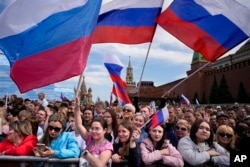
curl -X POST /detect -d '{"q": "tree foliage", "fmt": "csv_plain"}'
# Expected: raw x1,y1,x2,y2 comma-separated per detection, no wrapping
218,74,234,103
236,82,249,103
209,76,219,104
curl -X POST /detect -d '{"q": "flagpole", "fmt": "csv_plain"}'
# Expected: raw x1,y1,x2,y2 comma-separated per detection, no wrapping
137,42,153,95
74,71,84,98
162,62,211,97
5,92,8,110
140,117,152,130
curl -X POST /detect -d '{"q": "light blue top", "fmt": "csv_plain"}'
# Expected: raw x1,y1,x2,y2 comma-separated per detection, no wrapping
50,132,80,158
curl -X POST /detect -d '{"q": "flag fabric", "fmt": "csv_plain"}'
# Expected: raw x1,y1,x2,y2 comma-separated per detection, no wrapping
180,94,190,105
151,106,169,129
60,92,68,102
93,0,163,44
104,54,127,88
112,83,131,104
149,101,156,114
156,0,250,62
104,54,131,104
196,98,200,106
0,0,102,93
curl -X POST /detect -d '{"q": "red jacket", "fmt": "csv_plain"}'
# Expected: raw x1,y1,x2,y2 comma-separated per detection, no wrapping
0,135,38,155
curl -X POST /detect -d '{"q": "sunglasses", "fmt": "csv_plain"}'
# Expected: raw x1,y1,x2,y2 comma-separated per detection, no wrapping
123,108,132,112
175,126,187,131
48,125,62,133
218,132,233,138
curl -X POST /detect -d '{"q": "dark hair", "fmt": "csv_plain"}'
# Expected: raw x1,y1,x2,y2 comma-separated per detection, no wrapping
190,119,214,147
118,121,134,159
104,108,119,139
83,108,94,117
92,117,108,130
7,108,20,117
149,124,166,149
0,100,5,107
24,98,31,102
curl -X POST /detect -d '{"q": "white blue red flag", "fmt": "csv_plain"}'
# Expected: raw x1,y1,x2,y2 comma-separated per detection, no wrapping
104,54,127,88
156,0,250,62
93,0,163,44
0,0,101,93
112,83,131,104
104,54,131,104
181,94,190,106
151,106,169,129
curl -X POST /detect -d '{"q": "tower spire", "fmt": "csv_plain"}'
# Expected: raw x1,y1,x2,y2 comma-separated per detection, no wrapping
126,57,135,86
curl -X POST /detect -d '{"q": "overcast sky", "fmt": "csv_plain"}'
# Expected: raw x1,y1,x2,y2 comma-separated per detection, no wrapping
0,0,249,101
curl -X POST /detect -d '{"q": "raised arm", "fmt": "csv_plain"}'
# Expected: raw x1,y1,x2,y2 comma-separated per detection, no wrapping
74,97,89,140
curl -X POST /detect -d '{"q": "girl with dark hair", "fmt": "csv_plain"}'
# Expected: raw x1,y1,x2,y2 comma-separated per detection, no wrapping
140,124,184,167
103,108,119,144
75,97,113,167
177,119,220,167
112,121,141,167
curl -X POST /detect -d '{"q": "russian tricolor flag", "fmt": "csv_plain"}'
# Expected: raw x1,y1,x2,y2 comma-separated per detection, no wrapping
112,82,131,104
181,94,190,106
104,54,131,104
156,0,250,62
104,54,127,88
93,0,163,44
0,0,101,93
151,106,169,129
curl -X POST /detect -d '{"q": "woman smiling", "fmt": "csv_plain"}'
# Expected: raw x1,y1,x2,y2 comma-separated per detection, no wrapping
112,121,141,167
75,97,113,167
177,119,220,167
140,124,184,167
212,125,235,167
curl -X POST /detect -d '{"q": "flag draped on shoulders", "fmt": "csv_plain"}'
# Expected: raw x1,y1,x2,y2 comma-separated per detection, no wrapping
151,106,169,129
104,54,131,104
156,0,250,62
0,0,102,93
93,0,164,44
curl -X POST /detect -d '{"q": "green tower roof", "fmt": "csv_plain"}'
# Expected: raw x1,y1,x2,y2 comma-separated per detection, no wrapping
191,52,208,64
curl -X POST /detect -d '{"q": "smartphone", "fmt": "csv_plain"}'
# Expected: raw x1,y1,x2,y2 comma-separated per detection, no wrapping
36,143,46,151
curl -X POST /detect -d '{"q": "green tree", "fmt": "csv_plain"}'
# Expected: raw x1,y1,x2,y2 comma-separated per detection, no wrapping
218,74,234,103
236,82,248,103
192,92,198,104
201,91,207,104
209,76,219,104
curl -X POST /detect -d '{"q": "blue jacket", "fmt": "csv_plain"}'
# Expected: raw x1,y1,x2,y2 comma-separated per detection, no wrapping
50,132,80,158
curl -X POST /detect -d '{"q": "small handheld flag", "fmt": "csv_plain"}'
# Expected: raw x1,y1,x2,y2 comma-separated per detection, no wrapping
150,106,169,129
180,94,190,105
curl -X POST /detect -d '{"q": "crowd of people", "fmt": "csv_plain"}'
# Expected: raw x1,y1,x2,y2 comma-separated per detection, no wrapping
0,92,249,167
